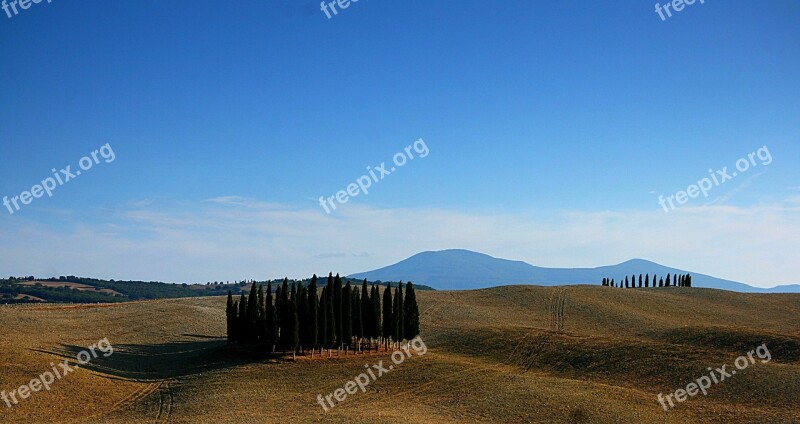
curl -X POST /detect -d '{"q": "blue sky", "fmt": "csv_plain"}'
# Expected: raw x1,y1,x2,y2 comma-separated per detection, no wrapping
1,0,798,287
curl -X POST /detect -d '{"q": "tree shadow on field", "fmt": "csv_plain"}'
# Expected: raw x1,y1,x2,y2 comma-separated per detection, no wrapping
33,336,257,381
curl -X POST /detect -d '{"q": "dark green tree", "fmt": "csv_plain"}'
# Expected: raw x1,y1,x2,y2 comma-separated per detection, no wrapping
353,289,362,349
645,274,649,288
279,278,290,346
226,290,236,344
333,274,343,348
666,274,671,287
404,282,420,342
325,281,336,350
307,275,319,353
318,285,328,353
238,293,247,344
289,285,300,359
342,282,353,349
266,282,277,351
298,282,308,353
246,282,259,343
275,284,283,340
393,285,404,346
361,279,371,345
257,285,266,344
382,283,393,347
371,285,381,350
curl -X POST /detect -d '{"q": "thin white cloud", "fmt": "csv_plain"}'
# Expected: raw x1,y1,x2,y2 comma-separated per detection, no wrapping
707,172,763,205
1,198,798,288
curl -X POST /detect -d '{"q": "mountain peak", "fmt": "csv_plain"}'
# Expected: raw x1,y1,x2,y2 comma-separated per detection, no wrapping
348,250,798,293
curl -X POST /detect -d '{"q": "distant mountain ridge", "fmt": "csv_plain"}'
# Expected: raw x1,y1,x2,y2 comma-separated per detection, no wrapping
349,249,800,293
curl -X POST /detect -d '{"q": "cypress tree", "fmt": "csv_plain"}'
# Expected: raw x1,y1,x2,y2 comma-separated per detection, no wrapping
286,282,297,352
382,283,393,346
266,282,277,351
226,291,235,344
638,274,643,288
393,285,404,346
404,282,420,342
645,274,649,288
353,289,362,347
307,275,319,352
275,284,283,339
247,282,259,342
232,301,240,342
398,283,404,343
325,282,336,349
361,280,371,344
333,274,343,348
686,274,692,287
371,285,381,349
290,286,300,359
342,282,353,349
659,277,664,287
238,293,247,344
280,278,290,346
257,285,266,344
298,282,308,353
611,279,615,288
318,285,328,351
666,274,671,287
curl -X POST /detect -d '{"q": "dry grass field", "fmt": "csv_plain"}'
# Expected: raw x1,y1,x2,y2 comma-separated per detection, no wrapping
1,285,799,423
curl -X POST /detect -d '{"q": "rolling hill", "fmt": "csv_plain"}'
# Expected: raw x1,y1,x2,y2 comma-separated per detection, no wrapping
349,249,800,293
1,285,798,422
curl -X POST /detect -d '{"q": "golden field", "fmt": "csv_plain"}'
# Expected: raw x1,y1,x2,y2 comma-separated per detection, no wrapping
1,285,799,423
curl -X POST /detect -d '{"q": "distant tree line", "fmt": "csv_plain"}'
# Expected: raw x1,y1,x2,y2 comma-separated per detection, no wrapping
601,273,692,288
225,273,421,359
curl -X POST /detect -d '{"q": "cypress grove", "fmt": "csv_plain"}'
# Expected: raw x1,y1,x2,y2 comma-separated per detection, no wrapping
225,276,421,358
601,273,692,289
